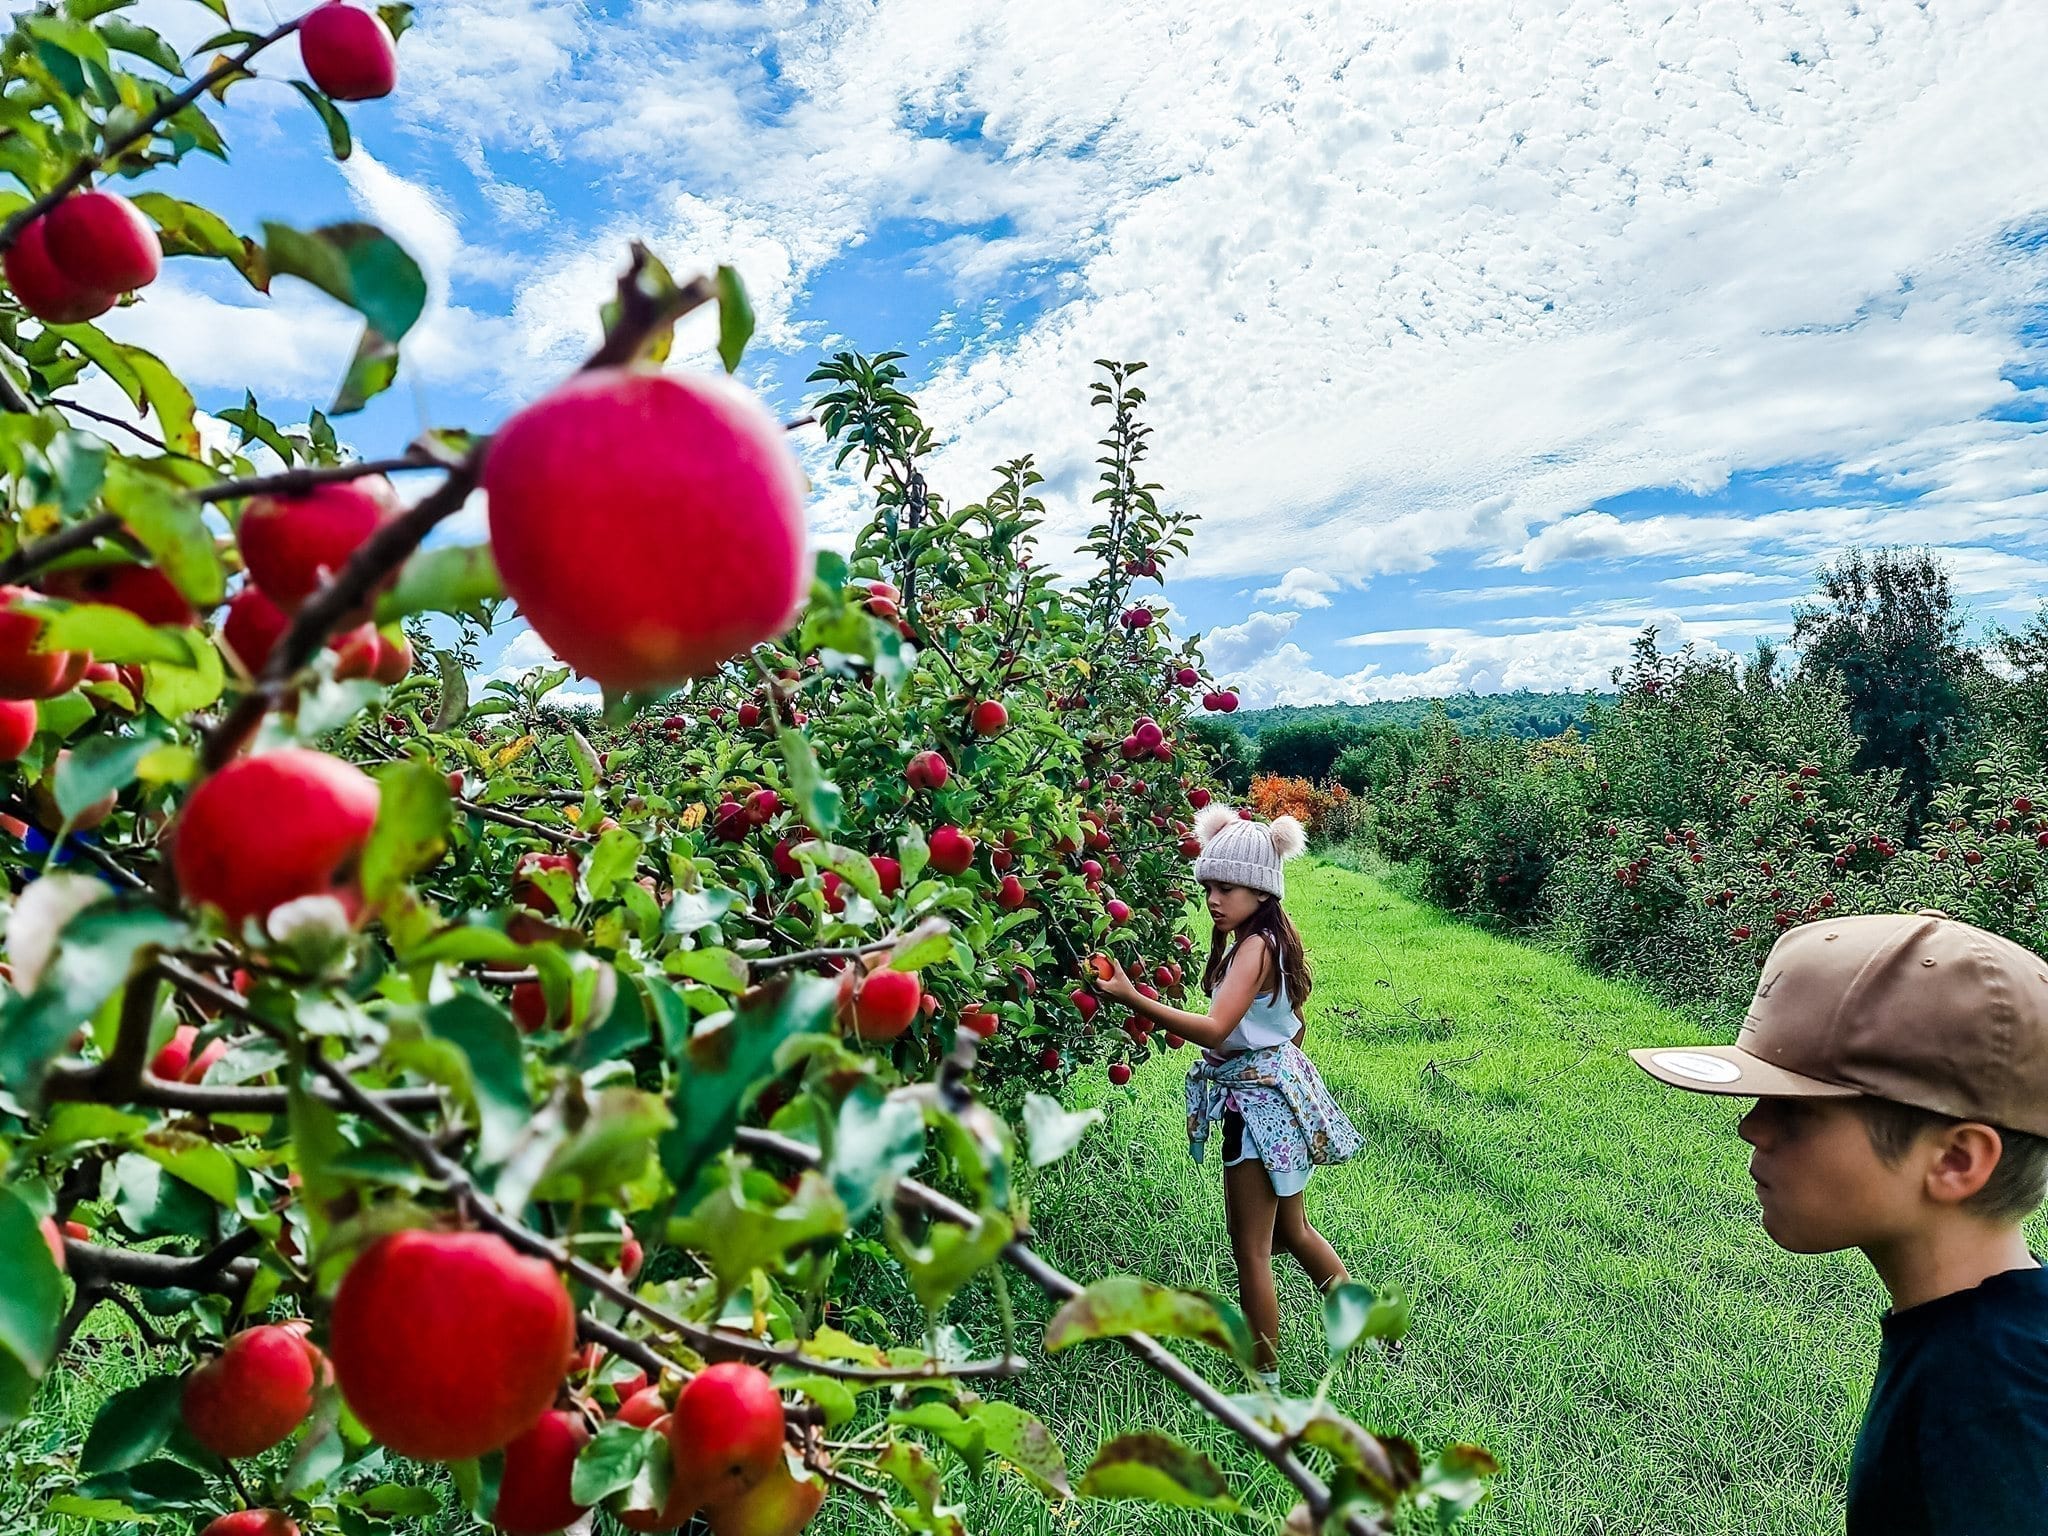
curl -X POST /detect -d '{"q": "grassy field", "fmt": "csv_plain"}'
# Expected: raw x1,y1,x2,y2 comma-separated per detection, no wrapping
12,857,1952,1535
881,856,1905,1536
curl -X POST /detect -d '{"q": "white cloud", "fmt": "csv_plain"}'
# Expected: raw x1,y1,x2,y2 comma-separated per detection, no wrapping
1254,567,1339,609
1202,610,1299,673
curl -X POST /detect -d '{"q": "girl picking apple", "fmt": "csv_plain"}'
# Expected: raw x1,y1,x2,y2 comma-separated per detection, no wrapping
1095,804,1361,1385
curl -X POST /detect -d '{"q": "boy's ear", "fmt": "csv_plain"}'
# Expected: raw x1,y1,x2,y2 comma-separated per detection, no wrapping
1924,1121,2006,1205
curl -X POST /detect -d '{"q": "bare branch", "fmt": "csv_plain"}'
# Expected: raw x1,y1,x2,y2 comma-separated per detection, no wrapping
194,452,446,505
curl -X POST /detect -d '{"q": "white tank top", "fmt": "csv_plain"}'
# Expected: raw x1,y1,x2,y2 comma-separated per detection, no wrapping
1216,955,1298,1053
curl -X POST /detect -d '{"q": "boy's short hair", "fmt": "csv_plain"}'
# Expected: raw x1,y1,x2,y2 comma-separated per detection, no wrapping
1853,1098,2048,1224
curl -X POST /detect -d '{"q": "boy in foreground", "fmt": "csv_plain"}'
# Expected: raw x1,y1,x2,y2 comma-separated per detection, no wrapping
1631,910,2048,1533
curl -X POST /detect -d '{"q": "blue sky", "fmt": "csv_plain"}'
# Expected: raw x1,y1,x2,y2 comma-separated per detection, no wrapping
70,0,2048,704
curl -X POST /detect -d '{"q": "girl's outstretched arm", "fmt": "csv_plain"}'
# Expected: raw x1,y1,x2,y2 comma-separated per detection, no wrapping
1097,938,1267,1051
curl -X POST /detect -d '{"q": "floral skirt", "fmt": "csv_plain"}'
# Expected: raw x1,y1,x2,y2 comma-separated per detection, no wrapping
1187,1042,1362,1199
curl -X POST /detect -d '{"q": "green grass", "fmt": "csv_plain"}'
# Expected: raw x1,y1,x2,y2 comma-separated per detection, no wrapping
876,858,1912,1536
15,860,1968,1534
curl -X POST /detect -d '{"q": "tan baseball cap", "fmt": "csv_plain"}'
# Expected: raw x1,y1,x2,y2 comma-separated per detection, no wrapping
1630,911,2048,1138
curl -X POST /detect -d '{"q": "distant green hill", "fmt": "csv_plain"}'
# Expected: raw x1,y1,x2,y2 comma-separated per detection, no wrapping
1224,691,1608,740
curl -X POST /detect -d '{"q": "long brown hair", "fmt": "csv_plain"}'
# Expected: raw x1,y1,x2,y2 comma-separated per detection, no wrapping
1202,894,1312,1019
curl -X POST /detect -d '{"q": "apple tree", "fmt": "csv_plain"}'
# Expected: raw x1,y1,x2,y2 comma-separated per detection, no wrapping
0,5,1493,1535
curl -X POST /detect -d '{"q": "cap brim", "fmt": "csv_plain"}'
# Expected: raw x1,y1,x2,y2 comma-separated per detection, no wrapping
1628,1045,1861,1098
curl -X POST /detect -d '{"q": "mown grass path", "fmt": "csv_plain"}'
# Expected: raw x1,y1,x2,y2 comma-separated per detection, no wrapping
915,858,1893,1536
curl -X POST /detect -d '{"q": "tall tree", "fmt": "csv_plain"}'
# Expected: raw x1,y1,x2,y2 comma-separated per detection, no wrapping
1792,548,1982,833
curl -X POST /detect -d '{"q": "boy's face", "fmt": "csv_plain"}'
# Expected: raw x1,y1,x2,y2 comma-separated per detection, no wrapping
1737,1097,1926,1253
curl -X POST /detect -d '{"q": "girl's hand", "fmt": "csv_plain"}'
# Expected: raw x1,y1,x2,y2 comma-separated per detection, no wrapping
1094,955,1141,1004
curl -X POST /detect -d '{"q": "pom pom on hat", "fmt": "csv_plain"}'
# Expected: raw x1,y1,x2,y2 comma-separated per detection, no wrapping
1192,803,1240,845
1267,815,1307,861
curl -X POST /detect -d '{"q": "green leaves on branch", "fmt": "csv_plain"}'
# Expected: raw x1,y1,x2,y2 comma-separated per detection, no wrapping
1077,1432,1239,1512
1322,1280,1411,1360
375,543,504,625
0,1186,65,1428
1044,1276,1256,1365
658,975,834,1194
262,222,427,413
1020,1092,1101,1169
716,264,754,374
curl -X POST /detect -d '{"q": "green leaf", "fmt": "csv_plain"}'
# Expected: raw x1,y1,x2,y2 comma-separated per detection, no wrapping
1297,1411,1415,1506
1077,1433,1239,1511
582,825,640,902
76,1458,215,1513
375,542,502,624
891,1206,1012,1315
795,840,879,903
333,324,401,414
887,916,952,973
142,627,225,719
361,758,451,905
101,460,224,609
569,1421,666,1507
55,724,158,820
40,603,190,664
130,192,266,291
376,3,416,40
79,1374,182,1475
1044,1276,1255,1364
1416,1444,1498,1522
139,1136,249,1209
890,1402,986,1478
290,79,353,160
563,727,600,793
1021,1092,1101,1169
118,343,200,457
424,994,529,1166
772,1371,860,1428
98,16,181,70
1322,1281,1411,1360
664,946,747,994
0,906,182,1103
778,727,841,834
973,1401,1071,1499
670,1168,846,1300
429,646,469,731
715,264,754,373
534,1086,671,1201
109,1151,215,1240
658,975,834,1192
263,221,425,342
0,1187,65,1427
827,1083,924,1224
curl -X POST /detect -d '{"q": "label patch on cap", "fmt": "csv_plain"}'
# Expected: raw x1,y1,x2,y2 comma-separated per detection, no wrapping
1649,1051,1743,1084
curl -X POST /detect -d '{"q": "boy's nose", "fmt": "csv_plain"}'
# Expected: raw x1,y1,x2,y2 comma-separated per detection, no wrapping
1736,1100,1770,1148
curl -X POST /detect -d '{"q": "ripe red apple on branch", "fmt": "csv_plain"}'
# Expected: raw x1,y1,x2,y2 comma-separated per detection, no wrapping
172,749,380,926
297,1,399,100
485,369,809,692
181,1324,325,1459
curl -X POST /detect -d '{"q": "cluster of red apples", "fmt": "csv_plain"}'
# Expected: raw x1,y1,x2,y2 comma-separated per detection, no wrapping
2,3,395,328
147,1226,810,1536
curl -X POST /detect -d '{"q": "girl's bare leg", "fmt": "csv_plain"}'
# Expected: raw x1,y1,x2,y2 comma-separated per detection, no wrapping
1274,1193,1349,1292
1224,1158,1282,1372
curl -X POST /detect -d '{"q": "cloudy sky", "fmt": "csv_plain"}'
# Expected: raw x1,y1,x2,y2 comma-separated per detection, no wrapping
75,0,2048,705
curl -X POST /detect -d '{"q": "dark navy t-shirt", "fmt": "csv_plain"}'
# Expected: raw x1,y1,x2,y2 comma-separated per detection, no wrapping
1847,1261,2048,1534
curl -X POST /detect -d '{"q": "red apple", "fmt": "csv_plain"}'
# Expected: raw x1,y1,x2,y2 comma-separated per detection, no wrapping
1037,1047,1061,1071
329,1229,574,1462
200,1513,299,1536
492,1408,591,1536
220,586,291,677
969,700,1008,735
41,561,194,627
2,216,113,324
960,1007,998,1039
173,749,380,926
1106,899,1131,924
870,854,901,895
841,966,921,1041
1070,989,1098,1021
619,1233,644,1281
617,1385,667,1428
485,370,807,691
736,702,762,728
906,750,950,791
0,698,36,761
1109,1063,1132,1086
237,478,398,612
995,874,1027,910
0,586,79,698
298,1,398,100
513,851,579,916
927,825,975,875
666,1362,787,1515
1175,667,1199,686
182,1324,323,1459
44,191,161,294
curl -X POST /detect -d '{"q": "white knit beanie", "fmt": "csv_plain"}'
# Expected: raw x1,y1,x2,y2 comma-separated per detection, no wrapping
1190,804,1307,899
